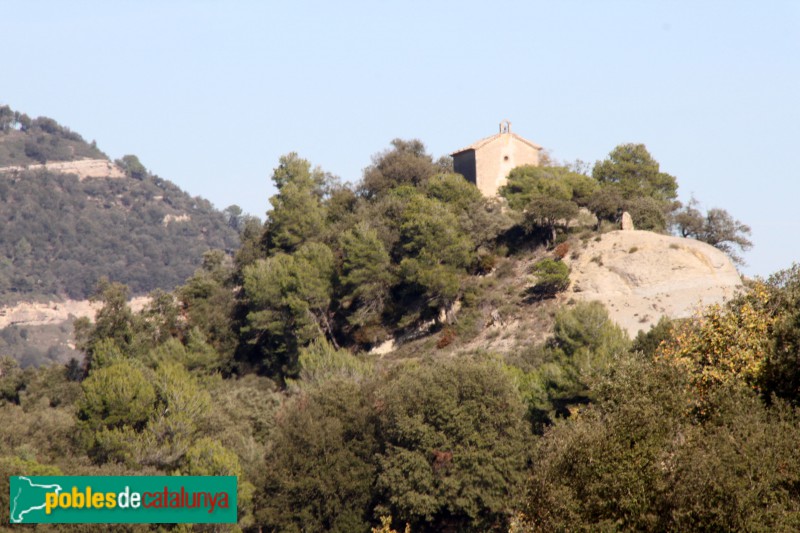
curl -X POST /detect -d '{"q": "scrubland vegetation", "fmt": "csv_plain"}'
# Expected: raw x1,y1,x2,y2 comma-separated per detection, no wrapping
0,109,239,306
2,109,792,531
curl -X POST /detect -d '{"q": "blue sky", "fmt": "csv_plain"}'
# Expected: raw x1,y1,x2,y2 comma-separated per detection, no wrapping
4,1,799,277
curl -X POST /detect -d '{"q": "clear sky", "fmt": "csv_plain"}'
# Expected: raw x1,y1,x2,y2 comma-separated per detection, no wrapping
4,1,799,277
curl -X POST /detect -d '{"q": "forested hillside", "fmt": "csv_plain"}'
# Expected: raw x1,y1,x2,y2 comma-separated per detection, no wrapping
3,133,796,532
0,168,238,301
0,106,239,302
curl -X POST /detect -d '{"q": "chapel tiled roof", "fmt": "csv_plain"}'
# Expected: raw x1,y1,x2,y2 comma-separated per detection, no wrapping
451,132,542,155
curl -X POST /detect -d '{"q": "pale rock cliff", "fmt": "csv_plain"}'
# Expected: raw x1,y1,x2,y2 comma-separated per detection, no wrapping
567,230,743,337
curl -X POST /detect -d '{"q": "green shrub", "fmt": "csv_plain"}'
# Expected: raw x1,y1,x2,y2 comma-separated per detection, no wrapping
631,316,676,357
529,259,570,298
375,358,528,531
625,195,668,231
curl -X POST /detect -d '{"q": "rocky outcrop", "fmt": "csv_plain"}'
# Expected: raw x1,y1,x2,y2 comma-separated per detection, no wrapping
162,213,191,226
621,211,634,231
0,297,149,329
0,158,124,180
567,230,742,337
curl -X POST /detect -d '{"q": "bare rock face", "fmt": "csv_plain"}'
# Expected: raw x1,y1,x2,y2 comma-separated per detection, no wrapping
567,230,742,337
0,158,124,180
0,297,149,329
621,211,634,231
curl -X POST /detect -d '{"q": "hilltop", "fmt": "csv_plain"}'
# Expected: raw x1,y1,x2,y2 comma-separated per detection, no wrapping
5,136,797,533
0,106,105,166
0,106,239,302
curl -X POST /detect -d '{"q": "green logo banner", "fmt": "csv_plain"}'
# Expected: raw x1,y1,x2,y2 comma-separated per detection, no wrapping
9,476,237,524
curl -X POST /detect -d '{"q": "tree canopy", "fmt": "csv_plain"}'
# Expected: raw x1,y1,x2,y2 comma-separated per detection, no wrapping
592,143,678,203
673,197,753,264
586,143,680,231
0,165,238,303
0,124,780,533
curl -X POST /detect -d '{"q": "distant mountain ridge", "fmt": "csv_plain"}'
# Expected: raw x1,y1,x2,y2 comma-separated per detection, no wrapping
0,106,240,303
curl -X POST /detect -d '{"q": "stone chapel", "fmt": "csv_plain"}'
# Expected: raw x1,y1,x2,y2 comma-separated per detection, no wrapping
451,120,542,197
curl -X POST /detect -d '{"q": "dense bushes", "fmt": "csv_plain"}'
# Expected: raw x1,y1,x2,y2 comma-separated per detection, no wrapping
506,301,631,430
0,129,787,532
234,144,514,380
518,356,800,531
499,144,682,237
375,359,529,531
0,168,238,302
259,357,529,532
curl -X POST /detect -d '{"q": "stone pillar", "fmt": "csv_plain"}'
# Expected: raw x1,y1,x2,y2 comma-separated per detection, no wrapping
621,211,635,231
